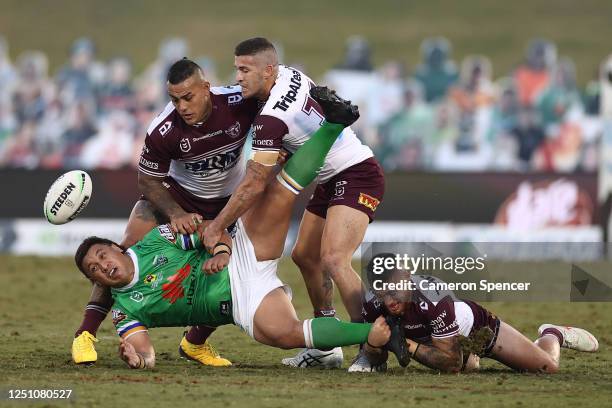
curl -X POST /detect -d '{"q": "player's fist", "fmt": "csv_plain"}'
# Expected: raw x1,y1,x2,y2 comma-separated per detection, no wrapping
170,212,203,235
118,339,141,368
202,221,223,252
202,253,230,275
367,316,391,348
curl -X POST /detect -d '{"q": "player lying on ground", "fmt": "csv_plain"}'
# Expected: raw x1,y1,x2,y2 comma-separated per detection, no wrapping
73,87,410,369
351,256,598,373
71,58,261,366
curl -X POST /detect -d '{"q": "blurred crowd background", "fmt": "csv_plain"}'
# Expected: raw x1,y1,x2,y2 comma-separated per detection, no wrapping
0,34,605,173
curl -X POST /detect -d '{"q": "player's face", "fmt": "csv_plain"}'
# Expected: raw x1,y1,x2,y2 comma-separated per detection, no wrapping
382,293,408,316
234,55,267,100
168,73,212,125
82,244,134,287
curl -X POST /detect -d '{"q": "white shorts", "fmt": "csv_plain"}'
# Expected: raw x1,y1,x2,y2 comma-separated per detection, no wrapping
228,218,291,338
455,301,475,337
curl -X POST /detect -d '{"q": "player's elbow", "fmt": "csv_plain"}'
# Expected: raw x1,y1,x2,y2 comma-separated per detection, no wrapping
439,353,463,373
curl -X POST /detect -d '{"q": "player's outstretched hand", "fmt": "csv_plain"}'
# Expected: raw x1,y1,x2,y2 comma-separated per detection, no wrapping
203,221,223,252
170,213,203,235
118,339,141,369
367,316,391,348
202,253,230,275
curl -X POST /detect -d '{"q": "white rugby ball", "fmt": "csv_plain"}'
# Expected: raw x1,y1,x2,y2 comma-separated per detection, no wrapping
43,170,93,225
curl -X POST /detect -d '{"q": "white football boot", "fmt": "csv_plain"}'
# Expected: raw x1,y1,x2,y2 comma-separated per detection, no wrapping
347,349,387,373
538,324,599,352
281,347,343,368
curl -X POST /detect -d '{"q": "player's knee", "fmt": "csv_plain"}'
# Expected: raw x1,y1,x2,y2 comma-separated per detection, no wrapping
291,245,317,271
321,252,348,279
539,358,559,374
267,324,303,350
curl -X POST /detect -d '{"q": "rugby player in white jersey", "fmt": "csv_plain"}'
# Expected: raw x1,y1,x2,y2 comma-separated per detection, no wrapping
202,38,385,369
71,58,259,367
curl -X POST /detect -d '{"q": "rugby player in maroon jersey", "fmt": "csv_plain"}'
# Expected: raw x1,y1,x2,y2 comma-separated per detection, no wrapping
355,254,598,373
202,37,385,368
72,58,260,367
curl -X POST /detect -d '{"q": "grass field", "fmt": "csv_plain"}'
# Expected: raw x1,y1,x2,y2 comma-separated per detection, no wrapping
1,0,612,84
0,255,611,407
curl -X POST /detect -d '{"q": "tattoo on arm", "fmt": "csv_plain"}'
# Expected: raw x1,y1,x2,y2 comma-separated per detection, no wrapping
138,173,185,220
214,161,274,229
413,336,463,373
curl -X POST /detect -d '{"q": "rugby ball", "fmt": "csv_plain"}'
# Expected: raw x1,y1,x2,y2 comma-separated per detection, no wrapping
43,170,92,225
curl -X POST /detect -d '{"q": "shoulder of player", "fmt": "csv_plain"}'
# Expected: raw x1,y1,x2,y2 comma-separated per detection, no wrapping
259,65,312,117
210,85,258,110
146,102,181,139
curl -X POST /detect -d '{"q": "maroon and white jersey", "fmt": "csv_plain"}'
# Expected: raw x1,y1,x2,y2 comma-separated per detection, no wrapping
139,86,259,199
251,65,373,182
363,275,476,343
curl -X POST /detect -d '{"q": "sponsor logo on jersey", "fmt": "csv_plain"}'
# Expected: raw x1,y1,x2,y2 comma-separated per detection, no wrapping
139,157,159,170
193,129,222,142
50,182,76,216
253,139,274,146
159,121,173,136
158,225,176,242
180,138,192,153
130,291,144,303
152,255,168,268
144,274,157,285
184,145,242,174
272,69,302,111
404,323,425,330
225,121,241,138
228,94,243,105
219,300,231,316
358,192,380,211
112,309,127,326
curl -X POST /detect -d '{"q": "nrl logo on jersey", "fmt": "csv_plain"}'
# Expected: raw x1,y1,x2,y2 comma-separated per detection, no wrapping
225,121,241,138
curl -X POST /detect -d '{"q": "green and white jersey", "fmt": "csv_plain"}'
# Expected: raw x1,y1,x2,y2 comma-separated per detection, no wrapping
111,225,233,338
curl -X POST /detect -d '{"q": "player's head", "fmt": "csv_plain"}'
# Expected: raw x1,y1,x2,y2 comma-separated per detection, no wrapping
366,253,411,316
167,58,211,126
234,37,278,100
75,236,132,288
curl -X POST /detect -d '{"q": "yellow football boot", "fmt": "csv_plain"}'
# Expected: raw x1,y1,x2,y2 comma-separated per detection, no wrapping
179,337,232,367
72,331,98,365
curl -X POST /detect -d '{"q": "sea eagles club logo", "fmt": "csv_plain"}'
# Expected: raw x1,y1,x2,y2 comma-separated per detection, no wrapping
225,121,241,138
180,138,191,153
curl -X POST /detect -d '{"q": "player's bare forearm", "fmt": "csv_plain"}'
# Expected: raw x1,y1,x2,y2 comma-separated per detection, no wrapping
138,172,185,220
120,332,155,369
409,337,463,373
213,160,275,230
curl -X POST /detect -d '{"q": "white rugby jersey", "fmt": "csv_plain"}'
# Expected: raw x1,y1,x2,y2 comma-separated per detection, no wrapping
139,86,259,198
251,65,373,182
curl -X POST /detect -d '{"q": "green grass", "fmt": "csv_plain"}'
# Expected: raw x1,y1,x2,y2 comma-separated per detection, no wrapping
0,255,611,407
1,0,611,84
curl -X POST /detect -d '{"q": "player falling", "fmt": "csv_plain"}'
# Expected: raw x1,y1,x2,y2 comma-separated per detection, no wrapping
73,87,410,369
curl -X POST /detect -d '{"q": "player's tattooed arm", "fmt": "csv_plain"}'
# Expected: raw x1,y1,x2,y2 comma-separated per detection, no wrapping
203,160,277,250
408,336,463,373
138,172,202,234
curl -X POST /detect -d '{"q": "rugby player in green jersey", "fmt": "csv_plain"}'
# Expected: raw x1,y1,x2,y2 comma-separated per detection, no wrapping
74,87,409,369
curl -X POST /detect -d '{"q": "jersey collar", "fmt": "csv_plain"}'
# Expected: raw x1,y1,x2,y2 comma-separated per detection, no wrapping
115,249,140,292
